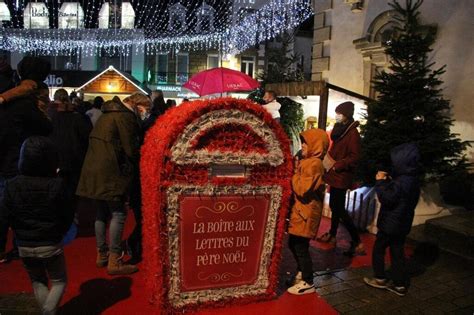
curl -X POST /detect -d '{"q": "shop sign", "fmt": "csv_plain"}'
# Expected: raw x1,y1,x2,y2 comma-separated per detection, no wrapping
44,75,64,87
23,3,50,29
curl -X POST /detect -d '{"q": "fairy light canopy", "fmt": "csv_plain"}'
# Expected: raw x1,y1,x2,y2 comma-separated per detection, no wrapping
0,0,313,56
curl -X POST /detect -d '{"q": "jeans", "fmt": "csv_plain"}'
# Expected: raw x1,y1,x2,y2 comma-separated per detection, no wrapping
95,200,127,254
19,245,67,315
288,235,313,284
372,231,407,287
329,187,360,244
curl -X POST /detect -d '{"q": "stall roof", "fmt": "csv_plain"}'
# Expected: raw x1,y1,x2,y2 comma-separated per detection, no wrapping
77,65,149,95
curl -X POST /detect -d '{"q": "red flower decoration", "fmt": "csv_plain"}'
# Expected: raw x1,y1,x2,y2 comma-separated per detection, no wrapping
140,97,293,313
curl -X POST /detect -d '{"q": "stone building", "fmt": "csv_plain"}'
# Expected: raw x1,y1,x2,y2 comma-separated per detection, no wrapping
311,0,474,163
310,0,474,225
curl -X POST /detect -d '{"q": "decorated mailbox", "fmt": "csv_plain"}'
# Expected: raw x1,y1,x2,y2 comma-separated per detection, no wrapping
141,98,293,313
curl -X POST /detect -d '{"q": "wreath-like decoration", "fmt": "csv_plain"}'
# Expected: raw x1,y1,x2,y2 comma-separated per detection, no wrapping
140,97,293,313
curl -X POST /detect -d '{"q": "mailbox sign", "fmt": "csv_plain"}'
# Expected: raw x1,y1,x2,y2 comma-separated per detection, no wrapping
179,195,269,291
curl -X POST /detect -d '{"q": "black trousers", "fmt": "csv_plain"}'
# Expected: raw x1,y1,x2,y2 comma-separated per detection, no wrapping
288,235,313,284
127,179,142,259
373,231,407,287
329,187,360,244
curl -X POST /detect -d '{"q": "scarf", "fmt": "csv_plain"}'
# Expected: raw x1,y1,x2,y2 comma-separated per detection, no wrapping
331,118,354,141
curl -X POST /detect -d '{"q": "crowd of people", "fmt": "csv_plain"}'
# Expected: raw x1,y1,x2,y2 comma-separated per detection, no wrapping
0,56,420,313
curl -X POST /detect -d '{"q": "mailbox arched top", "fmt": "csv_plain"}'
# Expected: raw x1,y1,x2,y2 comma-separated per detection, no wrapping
170,109,285,166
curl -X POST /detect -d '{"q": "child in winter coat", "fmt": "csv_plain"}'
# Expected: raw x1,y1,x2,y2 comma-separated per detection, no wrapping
287,128,329,295
0,136,74,314
364,143,421,296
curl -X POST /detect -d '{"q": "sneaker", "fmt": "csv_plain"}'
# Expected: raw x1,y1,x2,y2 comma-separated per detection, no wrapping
287,281,316,295
386,284,407,297
363,277,388,289
293,271,303,285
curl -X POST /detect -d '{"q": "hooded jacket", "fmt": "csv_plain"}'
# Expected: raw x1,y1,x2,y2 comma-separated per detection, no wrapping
76,100,140,201
0,136,74,247
375,143,421,236
323,121,361,189
288,129,329,238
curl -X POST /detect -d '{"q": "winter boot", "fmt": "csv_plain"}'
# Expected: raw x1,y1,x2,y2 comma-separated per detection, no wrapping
107,252,138,275
96,249,108,268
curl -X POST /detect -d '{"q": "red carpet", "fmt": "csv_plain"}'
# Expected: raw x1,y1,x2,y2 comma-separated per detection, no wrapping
0,202,395,315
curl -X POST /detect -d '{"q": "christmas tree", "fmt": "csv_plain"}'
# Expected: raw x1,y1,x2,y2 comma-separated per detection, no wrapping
360,0,471,186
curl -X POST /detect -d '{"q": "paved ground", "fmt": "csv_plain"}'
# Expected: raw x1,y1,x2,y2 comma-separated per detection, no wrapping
314,251,474,314
2,251,473,315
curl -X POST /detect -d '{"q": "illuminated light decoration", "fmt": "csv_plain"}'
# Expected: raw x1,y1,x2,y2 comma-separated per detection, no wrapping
58,2,85,29
0,0,313,56
196,2,215,33
23,1,49,29
0,0,11,23
167,2,187,33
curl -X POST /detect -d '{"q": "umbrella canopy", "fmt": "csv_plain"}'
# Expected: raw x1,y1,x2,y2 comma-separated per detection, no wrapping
182,67,260,96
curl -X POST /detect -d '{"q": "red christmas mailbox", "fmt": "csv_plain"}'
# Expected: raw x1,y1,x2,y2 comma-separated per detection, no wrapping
141,98,293,313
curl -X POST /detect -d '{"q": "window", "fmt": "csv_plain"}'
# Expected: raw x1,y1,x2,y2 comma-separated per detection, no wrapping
28,50,80,71
156,53,168,84
99,47,132,71
207,54,219,69
240,56,255,78
176,53,189,84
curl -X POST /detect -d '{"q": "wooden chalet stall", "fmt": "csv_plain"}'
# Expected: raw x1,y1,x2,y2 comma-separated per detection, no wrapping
77,65,149,99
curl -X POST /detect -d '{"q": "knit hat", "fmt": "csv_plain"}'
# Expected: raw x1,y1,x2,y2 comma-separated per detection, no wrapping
335,101,355,118
17,56,51,81
0,59,12,78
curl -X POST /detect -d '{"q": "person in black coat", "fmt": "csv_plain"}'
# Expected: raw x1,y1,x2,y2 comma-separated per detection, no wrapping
0,57,52,262
0,136,74,314
364,143,421,296
50,88,92,197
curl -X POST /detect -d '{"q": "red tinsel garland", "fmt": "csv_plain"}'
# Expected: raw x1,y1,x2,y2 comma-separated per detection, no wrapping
140,97,293,314
190,123,269,154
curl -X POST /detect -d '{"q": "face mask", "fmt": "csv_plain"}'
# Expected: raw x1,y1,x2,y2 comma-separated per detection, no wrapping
335,114,344,123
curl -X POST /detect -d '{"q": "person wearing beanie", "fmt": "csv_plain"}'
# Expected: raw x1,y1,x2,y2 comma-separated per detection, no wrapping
317,101,366,256
0,57,52,263
0,136,74,314
0,56,51,105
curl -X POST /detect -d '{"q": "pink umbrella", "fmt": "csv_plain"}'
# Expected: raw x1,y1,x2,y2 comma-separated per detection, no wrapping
182,67,260,96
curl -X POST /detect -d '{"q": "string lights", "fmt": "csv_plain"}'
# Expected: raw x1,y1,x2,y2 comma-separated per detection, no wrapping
0,0,313,56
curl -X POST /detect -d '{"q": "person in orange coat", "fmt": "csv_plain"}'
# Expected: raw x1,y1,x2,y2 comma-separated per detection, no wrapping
287,128,329,295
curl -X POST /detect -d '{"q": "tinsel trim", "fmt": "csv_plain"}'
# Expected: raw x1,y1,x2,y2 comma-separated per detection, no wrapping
170,110,285,166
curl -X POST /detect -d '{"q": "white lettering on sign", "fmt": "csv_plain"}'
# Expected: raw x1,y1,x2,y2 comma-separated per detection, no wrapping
44,75,64,87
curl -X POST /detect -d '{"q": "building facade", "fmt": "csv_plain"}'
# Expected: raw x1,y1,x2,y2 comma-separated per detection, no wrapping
311,0,474,163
